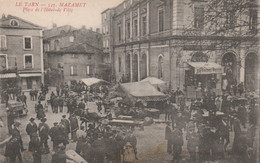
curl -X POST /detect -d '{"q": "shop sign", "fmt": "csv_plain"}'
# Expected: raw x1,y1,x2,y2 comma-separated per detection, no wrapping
195,66,223,74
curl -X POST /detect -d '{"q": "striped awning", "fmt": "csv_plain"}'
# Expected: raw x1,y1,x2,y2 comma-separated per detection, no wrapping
0,73,16,79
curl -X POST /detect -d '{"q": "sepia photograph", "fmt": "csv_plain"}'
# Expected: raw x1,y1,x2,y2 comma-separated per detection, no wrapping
0,0,259,162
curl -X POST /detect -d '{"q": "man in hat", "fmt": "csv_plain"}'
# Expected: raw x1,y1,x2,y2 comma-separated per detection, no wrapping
165,121,172,154
38,118,50,154
26,118,38,140
7,110,15,135
53,96,59,113
61,115,70,140
78,99,86,110
49,122,61,151
232,113,242,154
36,101,45,120
58,96,64,113
69,113,79,142
11,121,26,151
171,128,183,162
51,144,73,163
20,92,27,106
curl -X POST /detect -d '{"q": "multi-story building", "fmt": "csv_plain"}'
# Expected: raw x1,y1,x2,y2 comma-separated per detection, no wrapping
0,14,44,90
102,9,114,64
102,0,259,95
43,25,110,85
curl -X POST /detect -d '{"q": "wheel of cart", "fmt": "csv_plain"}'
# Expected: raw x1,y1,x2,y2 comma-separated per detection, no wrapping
8,101,28,117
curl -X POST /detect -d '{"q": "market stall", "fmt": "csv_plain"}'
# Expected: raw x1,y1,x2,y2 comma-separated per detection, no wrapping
140,77,167,92
81,77,110,87
185,62,224,98
118,82,167,109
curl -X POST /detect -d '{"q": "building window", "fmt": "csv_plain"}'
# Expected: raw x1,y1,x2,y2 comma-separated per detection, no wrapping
249,8,257,32
69,36,74,42
54,40,60,51
194,7,204,28
24,54,33,69
158,56,163,79
10,19,19,27
226,10,235,28
118,26,121,41
24,36,32,50
0,55,7,70
158,8,164,32
134,19,138,37
57,62,64,68
106,40,109,48
106,25,109,34
142,16,147,36
103,40,106,48
126,21,131,38
118,57,121,72
0,35,7,49
86,65,90,75
70,65,77,76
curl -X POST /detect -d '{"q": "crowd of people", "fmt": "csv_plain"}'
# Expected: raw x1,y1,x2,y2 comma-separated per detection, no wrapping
3,81,140,163
164,87,258,162
1,78,259,163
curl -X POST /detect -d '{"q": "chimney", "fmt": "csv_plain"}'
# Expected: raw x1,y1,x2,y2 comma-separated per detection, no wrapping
2,14,5,19
89,27,93,31
52,23,57,28
96,28,100,33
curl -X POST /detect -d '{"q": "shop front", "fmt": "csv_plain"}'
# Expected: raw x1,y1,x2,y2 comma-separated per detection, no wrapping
184,62,223,99
19,72,42,90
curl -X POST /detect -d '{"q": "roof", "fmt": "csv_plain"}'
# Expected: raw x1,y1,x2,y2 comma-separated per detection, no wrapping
43,25,77,39
81,77,110,87
119,82,166,101
187,62,223,74
140,77,166,85
46,43,101,54
0,14,42,29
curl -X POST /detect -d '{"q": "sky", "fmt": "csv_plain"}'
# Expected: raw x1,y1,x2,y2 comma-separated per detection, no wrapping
0,0,123,29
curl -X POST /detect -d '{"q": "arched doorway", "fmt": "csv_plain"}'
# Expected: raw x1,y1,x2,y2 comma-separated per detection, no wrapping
222,53,237,85
158,56,163,79
141,53,147,80
132,54,138,82
125,53,131,82
245,53,258,91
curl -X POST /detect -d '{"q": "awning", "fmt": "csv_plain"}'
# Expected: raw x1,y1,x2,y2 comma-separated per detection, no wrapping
119,82,167,101
0,73,16,79
187,62,223,74
81,77,110,87
140,77,166,85
19,73,42,77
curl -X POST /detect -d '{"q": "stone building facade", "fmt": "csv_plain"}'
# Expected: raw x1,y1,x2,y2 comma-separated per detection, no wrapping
0,14,44,90
102,0,259,94
43,26,110,85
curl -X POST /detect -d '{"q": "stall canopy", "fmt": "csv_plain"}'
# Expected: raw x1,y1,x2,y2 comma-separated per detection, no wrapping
187,62,223,74
81,77,110,87
140,77,166,85
119,82,167,101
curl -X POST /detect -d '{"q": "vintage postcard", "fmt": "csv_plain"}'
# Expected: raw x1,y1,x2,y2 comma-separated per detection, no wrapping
0,0,259,162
